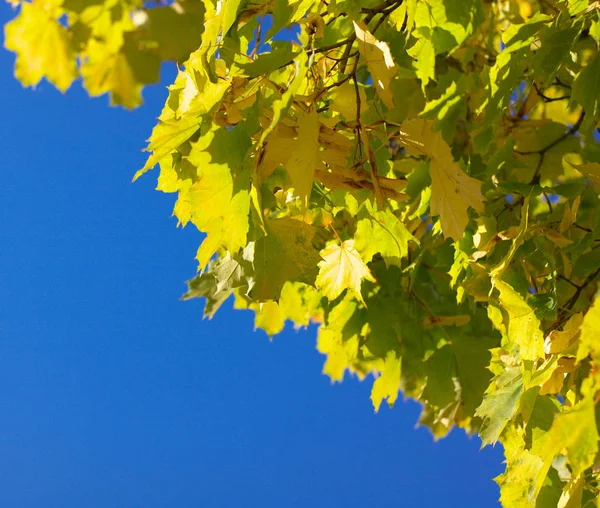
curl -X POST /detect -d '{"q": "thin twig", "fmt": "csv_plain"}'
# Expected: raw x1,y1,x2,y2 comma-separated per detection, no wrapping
546,266,600,334
514,111,585,185
533,82,570,102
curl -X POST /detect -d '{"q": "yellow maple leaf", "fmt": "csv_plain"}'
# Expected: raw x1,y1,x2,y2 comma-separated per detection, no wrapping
285,111,320,203
574,162,600,190
371,351,401,412
329,81,366,120
315,240,375,304
576,293,600,363
401,119,485,240
254,301,285,337
353,20,396,109
4,1,77,92
494,279,545,361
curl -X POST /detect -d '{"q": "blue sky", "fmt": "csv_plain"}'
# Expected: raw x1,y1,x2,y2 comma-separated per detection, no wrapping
0,5,503,507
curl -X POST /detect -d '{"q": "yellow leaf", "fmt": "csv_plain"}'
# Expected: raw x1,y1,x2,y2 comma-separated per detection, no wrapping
544,313,582,354
81,37,160,109
319,332,360,382
430,157,485,240
400,119,484,240
540,358,575,395
254,301,285,337
371,351,401,412
285,111,320,202
559,202,572,233
537,227,572,247
4,1,77,92
198,0,242,71
577,292,600,363
567,160,600,189
533,397,599,478
315,240,375,304
494,280,545,361
316,298,361,381
330,81,365,120
353,20,396,108
557,475,584,508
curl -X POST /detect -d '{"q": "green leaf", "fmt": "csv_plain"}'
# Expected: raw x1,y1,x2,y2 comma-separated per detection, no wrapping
252,218,321,301
238,42,296,77
476,369,524,445
571,52,600,121
531,23,580,87
7,0,600,501
354,206,417,268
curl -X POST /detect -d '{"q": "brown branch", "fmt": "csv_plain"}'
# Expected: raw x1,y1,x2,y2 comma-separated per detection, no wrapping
361,0,404,15
514,111,585,185
338,34,357,74
249,15,264,58
533,82,570,102
351,73,384,208
557,274,581,291
563,266,600,313
276,40,350,70
546,266,600,334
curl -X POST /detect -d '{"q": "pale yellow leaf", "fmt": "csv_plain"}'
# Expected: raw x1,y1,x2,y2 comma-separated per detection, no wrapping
4,1,77,92
330,81,365,120
400,119,484,240
577,292,600,362
254,301,285,337
371,351,401,412
495,279,545,361
353,20,396,108
430,158,486,240
557,475,584,508
569,161,600,189
545,313,583,354
315,240,375,304
285,111,320,202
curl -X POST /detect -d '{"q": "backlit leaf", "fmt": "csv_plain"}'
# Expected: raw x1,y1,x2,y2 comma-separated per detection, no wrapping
315,240,375,304
4,1,77,91
353,20,396,108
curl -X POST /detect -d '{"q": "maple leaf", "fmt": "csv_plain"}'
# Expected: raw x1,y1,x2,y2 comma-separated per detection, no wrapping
354,207,418,268
4,2,77,92
6,0,600,502
252,217,321,301
285,111,320,203
400,119,485,240
315,240,375,304
254,301,285,337
353,20,396,109
371,351,401,412
576,293,600,363
492,280,545,362
475,369,523,445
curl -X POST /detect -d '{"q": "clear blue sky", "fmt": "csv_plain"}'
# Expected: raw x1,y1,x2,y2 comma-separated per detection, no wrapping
0,5,503,506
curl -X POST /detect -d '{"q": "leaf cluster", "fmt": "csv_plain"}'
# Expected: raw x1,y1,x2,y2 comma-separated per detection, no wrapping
5,0,600,505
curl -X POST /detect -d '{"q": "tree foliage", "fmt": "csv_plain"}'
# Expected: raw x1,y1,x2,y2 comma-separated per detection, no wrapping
5,0,600,504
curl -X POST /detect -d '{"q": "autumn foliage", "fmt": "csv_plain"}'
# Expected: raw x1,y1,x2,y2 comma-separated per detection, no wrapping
4,0,600,505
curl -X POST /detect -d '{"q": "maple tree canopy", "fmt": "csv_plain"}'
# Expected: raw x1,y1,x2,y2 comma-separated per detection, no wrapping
4,0,600,504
